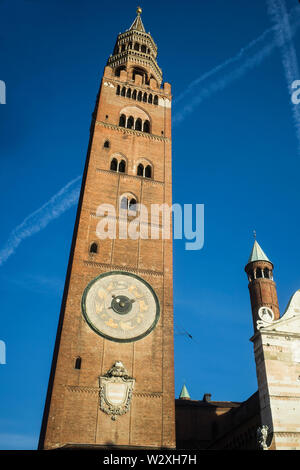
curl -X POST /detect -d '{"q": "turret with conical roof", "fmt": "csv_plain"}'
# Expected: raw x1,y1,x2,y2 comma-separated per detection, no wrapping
245,238,280,332
179,384,191,400
248,240,271,264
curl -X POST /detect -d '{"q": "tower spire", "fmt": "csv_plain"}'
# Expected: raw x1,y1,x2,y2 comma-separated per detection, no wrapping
129,6,146,32
179,384,191,400
108,6,163,87
248,239,271,264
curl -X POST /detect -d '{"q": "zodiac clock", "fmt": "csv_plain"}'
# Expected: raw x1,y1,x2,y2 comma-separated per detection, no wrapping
81,271,160,342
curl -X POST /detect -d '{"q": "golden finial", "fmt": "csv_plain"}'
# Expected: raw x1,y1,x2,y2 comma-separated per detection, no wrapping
137,6,142,15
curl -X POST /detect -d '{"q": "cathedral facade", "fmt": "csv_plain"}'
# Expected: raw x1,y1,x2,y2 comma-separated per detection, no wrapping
38,9,300,451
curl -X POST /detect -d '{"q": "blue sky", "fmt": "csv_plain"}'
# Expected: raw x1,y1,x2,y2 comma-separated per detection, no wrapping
0,0,300,450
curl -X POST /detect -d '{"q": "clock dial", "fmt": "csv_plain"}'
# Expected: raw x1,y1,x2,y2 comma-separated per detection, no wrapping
81,271,160,342
258,306,274,322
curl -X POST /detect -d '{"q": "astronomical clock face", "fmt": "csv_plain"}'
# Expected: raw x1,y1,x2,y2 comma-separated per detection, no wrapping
81,271,160,342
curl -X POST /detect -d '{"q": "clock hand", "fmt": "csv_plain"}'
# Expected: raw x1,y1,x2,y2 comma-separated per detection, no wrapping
108,295,135,309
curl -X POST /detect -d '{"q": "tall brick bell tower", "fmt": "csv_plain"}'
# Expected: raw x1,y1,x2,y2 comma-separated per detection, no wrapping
38,7,175,450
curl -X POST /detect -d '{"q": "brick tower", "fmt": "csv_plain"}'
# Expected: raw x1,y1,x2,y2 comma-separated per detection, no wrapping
245,239,280,333
38,7,175,450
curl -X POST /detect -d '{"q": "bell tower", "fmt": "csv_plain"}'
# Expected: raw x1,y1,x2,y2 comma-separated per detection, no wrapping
246,240,300,450
245,239,280,332
38,7,175,450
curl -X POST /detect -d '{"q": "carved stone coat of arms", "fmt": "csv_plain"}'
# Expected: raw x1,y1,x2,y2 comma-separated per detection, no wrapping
99,361,135,420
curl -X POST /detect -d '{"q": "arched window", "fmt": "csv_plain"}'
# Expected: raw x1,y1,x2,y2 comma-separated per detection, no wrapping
256,268,263,279
143,120,150,133
137,163,144,176
90,242,98,254
137,91,142,102
121,87,126,97
129,198,137,212
145,165,152,178
135,118,142,131
104,140,110,148
143,92,147,102
148,94,153,104
132,67,147,84
115,66,126,77
119,114,126,127
132,89,137,100
126,88,131,98
141,45,146,53
116,85,120,96
263,268,270,279
134,42,139,51
128,42,132,49
74,357,81,370
120,195,138,212
127,116,134,129
118,160,126,173
110,158,118,171
121,44,125,52
120,197,128,210
153,95,158,105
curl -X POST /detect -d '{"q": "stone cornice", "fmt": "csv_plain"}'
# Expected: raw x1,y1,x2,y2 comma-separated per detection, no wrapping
251,329,300,342
108,51,162,83
104,77,168,99
83,260,163,278
117,29,158,52
270,395,300,400
275,432,300,438
133,392,162,398
94,167,164,185
96,120,170,142
65,385,98,394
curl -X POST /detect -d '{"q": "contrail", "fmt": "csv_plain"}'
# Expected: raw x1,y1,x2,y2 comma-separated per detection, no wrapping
266,0,300,153
173,26,275,106
0,175,81,267
173,5,300,125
